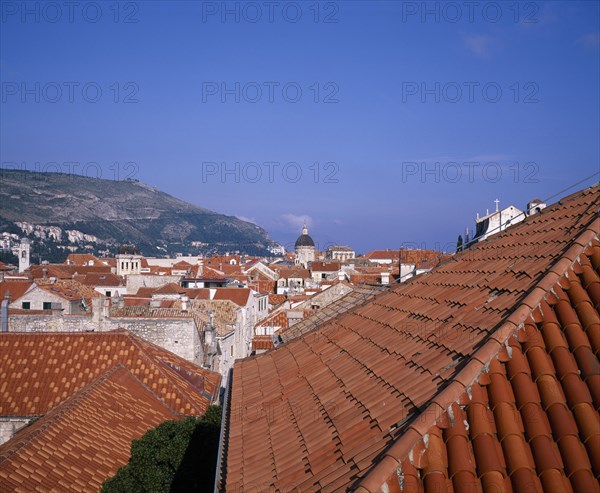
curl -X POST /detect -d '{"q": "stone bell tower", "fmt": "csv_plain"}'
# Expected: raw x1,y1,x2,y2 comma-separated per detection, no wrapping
18,238,30,273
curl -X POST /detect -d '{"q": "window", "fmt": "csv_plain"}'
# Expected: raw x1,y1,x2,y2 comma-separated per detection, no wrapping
22,302,30,310
230,346,233,357
105,291,112,297
43,302,52,310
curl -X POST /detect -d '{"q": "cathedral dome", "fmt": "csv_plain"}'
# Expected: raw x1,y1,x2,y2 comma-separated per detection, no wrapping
295,225,315,248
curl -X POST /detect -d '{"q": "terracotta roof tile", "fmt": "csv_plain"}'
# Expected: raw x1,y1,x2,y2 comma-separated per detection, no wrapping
0,280,33,302
0,365,179,492
221,184,600,492
0,331,220,417
211,288,251,307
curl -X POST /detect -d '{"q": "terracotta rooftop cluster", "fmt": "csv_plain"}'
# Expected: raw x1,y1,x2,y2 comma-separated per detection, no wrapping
219,185,600,492
0,331,221,491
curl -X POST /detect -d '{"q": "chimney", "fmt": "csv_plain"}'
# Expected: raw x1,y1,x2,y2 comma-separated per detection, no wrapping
338,271,345,282
42,268,48,280
181,295,189,312
1,299,9,333
103,297,110,318
381,272,390,285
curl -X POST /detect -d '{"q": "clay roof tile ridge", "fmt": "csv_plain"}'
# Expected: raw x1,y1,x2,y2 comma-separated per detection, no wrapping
354,214,600,492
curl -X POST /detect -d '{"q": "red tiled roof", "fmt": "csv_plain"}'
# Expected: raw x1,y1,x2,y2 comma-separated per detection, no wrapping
30,264,112,279
252,335,275,351
248,279,276,294
268,294,287,306
152,282,187,295
172,260,193,269
0,280,33,302
221,264,242,275
350,273,385,285
0,365,179,492
205,255,241,265
363,249,600,493
185,288,212,300
36,279,102,304
0,330,221,416
364,249,441,265
65,253,101,266
203,265,226,278
27,265,73,279
76,272,124,287
212,288,251,307
134,286,158,297
222,185,600,492
255,310,290,331
363,249,403,260
310,261,341,272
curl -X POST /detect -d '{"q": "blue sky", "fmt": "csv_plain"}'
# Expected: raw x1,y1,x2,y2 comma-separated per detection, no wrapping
1,0,599,253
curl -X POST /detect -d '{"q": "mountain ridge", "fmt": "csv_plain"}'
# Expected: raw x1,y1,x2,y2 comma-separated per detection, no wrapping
0,170,275,259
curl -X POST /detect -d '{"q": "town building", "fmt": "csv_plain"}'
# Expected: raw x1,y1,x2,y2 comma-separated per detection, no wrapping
327,245,356,261
474,199,526,242
294,224,316,268
115,245,143,276
18,238,30,273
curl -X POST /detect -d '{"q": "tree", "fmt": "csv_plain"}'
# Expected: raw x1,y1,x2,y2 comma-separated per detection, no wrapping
456,235,463,252
101,405,222,493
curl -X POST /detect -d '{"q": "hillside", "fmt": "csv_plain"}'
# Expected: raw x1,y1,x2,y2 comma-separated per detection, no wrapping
0,170,275,260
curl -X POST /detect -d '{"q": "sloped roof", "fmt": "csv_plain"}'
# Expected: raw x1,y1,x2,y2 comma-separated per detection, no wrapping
212,288,251,307
152,282,187,295
361,264,600,492
279,284,382,342
172,260,193,269
252,335,275,351
0,365,179,492
0,330,221,416
350,273,386,285
221,185,600,492
75,272,124,287
268,294,287,307
311,261,341,272
30,264,112,278
35,279,102,304
363,249,403,260
0,280,33,302
65,253,101,266
28,265,74,279
364,249,441,265
255,310,290,331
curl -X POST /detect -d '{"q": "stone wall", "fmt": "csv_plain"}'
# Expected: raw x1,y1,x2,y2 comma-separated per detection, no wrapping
0,418,31,446
7,314,97,333
126,274,182,294
112,317,201,364
7,313,201,366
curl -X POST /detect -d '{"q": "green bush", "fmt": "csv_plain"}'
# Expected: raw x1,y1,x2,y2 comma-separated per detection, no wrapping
101,405,222,493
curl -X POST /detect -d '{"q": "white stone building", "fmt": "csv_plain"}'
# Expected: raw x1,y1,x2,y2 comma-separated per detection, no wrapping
294,224,316,268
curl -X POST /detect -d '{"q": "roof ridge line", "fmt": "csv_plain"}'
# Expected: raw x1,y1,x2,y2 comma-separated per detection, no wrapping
355,215,600,492
124,331,207,414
